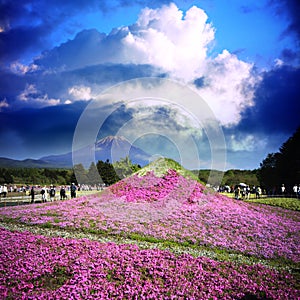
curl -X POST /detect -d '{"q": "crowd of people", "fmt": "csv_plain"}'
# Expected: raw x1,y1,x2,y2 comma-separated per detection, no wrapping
0,183,106,204
219,183,300,200
29,183,77,203
233,185,262,200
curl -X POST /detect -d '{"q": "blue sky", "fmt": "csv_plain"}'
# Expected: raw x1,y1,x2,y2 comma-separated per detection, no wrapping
0,0,299,170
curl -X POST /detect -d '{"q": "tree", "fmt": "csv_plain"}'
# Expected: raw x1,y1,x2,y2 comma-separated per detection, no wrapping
97,159,120,186
87,162,102,185
113,156,141,179
73,164,87,184
277,127,300,187
257,153,280,192
258,127,300,193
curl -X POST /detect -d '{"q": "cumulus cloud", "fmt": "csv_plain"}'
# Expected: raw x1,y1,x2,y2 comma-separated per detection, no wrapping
68,85,92,101
32,3,259,128
121,3,215,80
198,50,259,126
18,84,60,106
35,4,215,81
229,134,263,152
9,62,39,75
73,78,226,170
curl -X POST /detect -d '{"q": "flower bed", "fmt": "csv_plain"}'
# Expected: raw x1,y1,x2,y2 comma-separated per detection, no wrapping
0,168,300,299
110,169,204,203
0,170,299,262
0,228,299,300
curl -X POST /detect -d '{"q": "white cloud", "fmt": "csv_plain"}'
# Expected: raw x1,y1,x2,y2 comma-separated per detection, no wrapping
68,85,92,101
10,62,39,74
274,58,284,67
32,3,260,127
17,84,60,106
229,134,267,152
0,98,9,111
86,4,258,126
18,84,37,101
199,50,260,126
121,3,214,81
77,78,226,171
34,3,215,81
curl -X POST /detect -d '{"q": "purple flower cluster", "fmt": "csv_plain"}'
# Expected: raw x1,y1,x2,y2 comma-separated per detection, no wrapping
0,228,298,299
0,170,299,262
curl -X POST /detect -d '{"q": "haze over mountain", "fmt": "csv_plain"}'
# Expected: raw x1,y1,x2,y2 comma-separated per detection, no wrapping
0,136,151,168
43,136,151,168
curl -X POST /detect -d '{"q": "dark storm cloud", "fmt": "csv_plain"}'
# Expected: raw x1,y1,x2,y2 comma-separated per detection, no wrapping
0,0,99,64
0,101,88,158
0,70,26,100
33,29,119,71
281,48,298,63
238,65,300,135
0,19,52,64
270,0,300,39
0,62,162,110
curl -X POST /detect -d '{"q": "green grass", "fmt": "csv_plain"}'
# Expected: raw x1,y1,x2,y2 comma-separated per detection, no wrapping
246,197,300,211
222,192,300,211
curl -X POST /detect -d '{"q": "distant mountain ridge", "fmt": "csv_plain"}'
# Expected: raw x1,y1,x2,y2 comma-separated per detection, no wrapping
0,157,55,168
0,136,151,168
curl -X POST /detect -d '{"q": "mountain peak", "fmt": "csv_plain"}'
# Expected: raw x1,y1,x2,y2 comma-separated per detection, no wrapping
93,136,150,166
97,136,129,144
38,135,150,168
95,136,131,149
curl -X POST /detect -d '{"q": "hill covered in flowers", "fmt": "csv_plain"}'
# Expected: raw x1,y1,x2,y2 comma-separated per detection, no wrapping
0,158,299,299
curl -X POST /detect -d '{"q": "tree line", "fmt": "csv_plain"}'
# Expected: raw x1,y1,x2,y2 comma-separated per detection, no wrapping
0,157,141,187
257,127,300,194
195,169,259,188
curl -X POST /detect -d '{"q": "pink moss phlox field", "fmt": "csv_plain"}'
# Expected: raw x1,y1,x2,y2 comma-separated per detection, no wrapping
0,228,298,300
0,170,299,262
110,169,204,203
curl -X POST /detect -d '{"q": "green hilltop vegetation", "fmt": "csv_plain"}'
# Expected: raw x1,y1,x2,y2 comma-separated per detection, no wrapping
135,157,199,181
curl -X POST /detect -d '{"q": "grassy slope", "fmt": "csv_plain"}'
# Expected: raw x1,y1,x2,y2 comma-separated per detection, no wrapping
221,192,300,211
135,157,200,181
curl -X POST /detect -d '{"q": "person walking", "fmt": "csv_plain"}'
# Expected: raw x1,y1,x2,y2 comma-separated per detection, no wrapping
281,184,286,196
60,186,66,200
41,186,47,202
70,183,77,198
30,186,35,203
293,184,298,198
49,185,56,201
2,184,7,198
256,186,262,199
